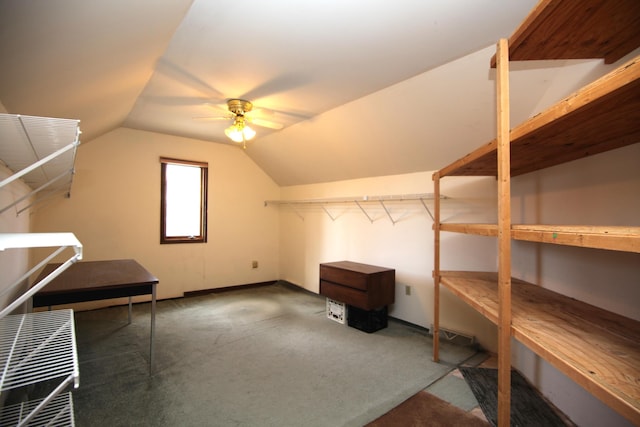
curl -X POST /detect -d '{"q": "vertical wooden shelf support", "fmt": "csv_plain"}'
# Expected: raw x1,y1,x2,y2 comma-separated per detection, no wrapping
495,38,512,427
432,172,441,362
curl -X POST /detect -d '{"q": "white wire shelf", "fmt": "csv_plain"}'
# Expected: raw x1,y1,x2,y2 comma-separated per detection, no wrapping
264,193,446,223
0,310,79,392
0,113,81,215
0,233,82,252
0,233,83,319
0,391,75,427
264,193,444,206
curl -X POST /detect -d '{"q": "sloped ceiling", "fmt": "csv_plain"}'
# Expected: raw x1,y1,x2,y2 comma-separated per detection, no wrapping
0,0,538,186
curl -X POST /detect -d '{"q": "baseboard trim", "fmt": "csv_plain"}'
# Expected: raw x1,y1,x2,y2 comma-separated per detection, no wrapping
184,280,277,297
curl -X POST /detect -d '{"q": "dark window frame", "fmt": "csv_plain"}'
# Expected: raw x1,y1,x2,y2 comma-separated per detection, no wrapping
160,157,208,244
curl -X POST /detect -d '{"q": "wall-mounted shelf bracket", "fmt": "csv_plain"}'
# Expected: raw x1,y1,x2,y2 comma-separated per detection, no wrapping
354,200,374,223
419,197,435,221
288,203,304,221
265,193,446,224
379,200,397,225
321,205,337,221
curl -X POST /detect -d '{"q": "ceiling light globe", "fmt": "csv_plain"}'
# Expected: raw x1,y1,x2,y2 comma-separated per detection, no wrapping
225,126,244,143
243,125,256,141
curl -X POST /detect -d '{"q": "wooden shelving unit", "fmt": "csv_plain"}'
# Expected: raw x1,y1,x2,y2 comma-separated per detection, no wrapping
432,1,640,426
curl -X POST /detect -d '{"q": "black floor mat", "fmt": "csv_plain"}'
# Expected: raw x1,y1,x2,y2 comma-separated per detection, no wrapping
460,367,568,427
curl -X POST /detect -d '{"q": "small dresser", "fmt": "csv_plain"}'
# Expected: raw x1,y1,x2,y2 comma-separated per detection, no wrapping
320,261,395,332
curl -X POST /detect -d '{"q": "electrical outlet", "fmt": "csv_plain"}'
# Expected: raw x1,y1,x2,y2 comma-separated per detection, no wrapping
252,260,258,269
405,285,411,296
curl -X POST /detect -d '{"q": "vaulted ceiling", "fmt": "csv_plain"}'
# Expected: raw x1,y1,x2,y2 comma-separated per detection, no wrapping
0,0,539,186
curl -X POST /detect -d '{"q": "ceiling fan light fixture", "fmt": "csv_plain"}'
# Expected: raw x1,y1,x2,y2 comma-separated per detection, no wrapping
242,124,256,140
224,116,256,144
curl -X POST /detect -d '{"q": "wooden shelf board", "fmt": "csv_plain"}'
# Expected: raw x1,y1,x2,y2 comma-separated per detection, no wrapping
440,55,640,178
439,271,640,424
440,223,498,237
490,0,640,66
511,225,640,252
440,224,640,252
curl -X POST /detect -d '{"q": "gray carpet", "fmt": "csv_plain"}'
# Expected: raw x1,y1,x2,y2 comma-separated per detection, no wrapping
460,367,568,427
67,282,477,426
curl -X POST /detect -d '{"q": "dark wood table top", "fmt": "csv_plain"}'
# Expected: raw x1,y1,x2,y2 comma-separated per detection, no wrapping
34,259,158,295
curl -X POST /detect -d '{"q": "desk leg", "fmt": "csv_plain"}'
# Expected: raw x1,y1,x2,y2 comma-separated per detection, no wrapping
150,283,156,374
128,297,132,324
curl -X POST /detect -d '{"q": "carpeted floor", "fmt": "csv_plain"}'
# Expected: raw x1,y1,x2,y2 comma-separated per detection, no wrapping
460,367,569,427
366,390,489,427
58,282,480,426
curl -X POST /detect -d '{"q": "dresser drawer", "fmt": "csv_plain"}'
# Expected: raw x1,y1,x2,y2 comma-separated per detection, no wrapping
320,264,369,290
320,280,368,309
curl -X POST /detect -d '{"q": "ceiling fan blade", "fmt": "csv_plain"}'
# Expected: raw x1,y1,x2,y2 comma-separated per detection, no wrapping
192,116,232,121
156,57,226,101
241,72,310,101
253,106,312,121
250,118,284,130
266,107,313,120
141,96,214,106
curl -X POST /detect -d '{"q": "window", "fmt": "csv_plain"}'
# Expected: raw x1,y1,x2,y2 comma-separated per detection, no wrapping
160,157,208,244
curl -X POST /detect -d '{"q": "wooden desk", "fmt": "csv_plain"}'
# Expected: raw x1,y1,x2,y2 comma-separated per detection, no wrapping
33,259,158,372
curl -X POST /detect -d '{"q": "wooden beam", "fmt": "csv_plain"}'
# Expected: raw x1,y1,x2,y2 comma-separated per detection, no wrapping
432,172,441,362
496,38,512,427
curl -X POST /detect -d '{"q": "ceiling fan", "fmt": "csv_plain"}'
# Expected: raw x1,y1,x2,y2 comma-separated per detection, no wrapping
150,59,312,147
196,98,284,148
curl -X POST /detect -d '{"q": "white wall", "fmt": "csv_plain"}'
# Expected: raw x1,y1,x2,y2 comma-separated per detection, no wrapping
31,127,281,308
0,163,32,312
277,171,499,346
